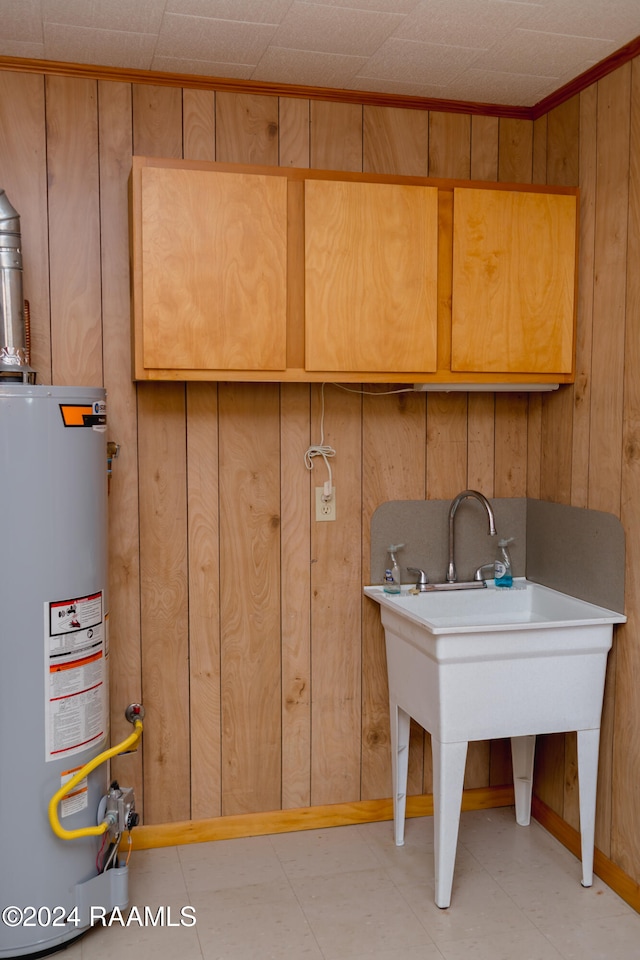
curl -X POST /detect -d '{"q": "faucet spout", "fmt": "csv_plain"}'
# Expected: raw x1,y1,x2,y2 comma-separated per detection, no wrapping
446,489,497,583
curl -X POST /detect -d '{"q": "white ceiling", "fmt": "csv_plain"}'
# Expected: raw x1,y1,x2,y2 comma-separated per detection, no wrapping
1,0,640,108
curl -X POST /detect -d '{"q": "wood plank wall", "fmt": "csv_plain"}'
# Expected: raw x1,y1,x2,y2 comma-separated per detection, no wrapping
1,57,639,888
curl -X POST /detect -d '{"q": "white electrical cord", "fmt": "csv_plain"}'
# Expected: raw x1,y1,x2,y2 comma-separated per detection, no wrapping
304,383,336,500
303,383,415,499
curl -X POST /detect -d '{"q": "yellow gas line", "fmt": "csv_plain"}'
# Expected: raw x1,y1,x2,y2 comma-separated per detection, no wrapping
48,719,143,841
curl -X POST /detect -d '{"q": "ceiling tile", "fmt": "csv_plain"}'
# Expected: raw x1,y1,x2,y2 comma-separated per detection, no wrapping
472,28,618,76
1,0,42,42
516,0,640,39
253,45,368,86
394,0,536,48
43,23,157,69
271,1,404,56
155,14,277,64
302,0,420,11
357,37,482,85
164,0,294,23
449,66,557,105
43,0,166,33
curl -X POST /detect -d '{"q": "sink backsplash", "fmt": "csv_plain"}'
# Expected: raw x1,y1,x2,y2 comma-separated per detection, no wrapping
370,498,625,614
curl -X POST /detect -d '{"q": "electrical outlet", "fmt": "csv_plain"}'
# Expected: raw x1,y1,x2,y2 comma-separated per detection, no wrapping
315,486,336,521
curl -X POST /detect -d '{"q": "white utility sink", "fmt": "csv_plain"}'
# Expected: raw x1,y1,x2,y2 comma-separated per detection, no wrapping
364,579,626,908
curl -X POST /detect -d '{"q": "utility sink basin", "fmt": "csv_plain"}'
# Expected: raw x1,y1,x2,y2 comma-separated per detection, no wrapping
364,578,626,908
364,578,624,634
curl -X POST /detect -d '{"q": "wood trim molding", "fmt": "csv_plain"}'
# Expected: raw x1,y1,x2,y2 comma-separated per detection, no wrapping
532,796,640,914
0,41,635,121
130,784,515,850
0,55,530,119
531,34,640,119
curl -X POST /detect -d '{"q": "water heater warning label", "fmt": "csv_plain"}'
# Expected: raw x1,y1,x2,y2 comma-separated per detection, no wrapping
44,591,107,763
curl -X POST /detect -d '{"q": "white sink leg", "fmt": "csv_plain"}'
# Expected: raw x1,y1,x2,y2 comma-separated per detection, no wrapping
431,737,468,909
391,703,411,846
511,735,536,825
577,727,601,887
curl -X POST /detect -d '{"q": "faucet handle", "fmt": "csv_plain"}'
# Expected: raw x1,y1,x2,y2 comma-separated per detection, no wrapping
407,567,429,590
474,563,495,582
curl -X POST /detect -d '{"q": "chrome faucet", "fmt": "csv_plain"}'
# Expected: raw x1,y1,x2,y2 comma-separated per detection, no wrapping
446,490,497,583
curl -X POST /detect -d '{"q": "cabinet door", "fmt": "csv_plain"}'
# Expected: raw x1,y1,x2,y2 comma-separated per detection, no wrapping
304,179,438,373
139,165,287,371
451,188,577,374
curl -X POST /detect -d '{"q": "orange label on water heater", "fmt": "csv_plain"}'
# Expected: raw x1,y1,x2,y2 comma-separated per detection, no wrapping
59,401,107,429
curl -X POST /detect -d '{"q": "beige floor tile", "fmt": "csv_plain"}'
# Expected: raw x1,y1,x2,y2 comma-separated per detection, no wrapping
193,885,323,960
178,835,287,895
436,925,564,960
271,824,381,880
398,872,536,945
542,911,640,959
292,867,436,959
495,859,632,928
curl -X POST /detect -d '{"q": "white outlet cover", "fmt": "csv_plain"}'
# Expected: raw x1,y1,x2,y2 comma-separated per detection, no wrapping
315,486,336,521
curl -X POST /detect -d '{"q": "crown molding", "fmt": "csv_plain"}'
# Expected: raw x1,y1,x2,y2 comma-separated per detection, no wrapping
1,36,639,122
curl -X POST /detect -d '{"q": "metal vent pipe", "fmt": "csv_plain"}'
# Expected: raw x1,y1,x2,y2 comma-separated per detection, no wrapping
0,189,35,382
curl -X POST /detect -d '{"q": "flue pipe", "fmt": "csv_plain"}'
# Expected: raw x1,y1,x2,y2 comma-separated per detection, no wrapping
0,189,35,382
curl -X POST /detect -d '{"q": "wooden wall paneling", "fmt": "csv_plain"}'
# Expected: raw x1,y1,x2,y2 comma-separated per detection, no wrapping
539,98,580,508
133,83,188,823
219,383,282,815
137,382,190,823
310,101,363,172
183,88,215,161
45,76,102,387
497,117,533,184
470,115,498,181
279,97,310,168
0,72,50,382
591,65,632,858
428,112,471,179
588,68,629,519
186,383,221,820
468,114,498,504
363,106,429,176
532,114,548,184
527,395,542,499
571,85,598,508
546,97,580,186
361,387,428,800
537,98,581,828
182,87,220,821
528,116,546,501
310,384,362,805
613,56,640,882
132,84,183,158
97,80,143,806
215,92,279,165
280,384,312,809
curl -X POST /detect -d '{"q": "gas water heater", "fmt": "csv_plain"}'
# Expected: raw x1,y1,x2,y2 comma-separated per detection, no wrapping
0,192,141,957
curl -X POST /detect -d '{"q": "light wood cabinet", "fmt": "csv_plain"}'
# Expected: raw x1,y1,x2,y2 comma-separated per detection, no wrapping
451,187,577,375
132,160,287,374
304,179,438,373
130,157,578,386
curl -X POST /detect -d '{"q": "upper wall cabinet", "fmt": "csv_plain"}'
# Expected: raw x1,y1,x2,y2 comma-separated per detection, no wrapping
133,161,287,373
451,188,577,375
304,179,438,373
130,157,578,386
